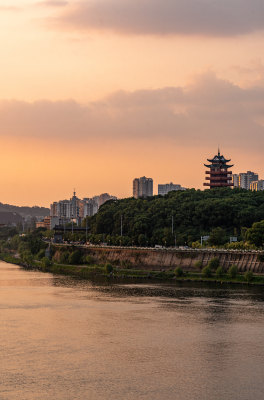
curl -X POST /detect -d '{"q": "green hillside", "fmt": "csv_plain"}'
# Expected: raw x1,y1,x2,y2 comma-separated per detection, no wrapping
86,188,264,246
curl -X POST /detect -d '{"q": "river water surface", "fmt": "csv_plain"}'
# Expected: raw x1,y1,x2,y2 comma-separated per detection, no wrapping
1,261,264,400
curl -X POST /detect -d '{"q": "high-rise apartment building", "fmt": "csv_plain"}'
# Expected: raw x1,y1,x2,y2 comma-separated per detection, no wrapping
158,183,186,196
50,191,81,220
83,198,99,217
133,176,153,198
233,171,259,190
98,193,117,207
232,174,239,187
133,179,140,198
56,200,71,219
50,202,58,217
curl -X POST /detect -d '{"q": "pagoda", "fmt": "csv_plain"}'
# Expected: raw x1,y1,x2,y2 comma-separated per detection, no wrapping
204,149,233,188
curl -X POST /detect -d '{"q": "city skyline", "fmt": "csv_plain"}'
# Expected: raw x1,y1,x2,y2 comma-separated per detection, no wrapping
0,1,264,206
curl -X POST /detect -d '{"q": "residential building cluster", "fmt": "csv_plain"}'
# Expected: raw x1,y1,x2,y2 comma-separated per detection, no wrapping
51,191,117,220
133,176,186,198
37,191,117,229
232,171,264,191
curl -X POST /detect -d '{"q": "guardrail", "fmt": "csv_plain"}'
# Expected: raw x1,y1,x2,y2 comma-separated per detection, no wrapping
43,239,264,254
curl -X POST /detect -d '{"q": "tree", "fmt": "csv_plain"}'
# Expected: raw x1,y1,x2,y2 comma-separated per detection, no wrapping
246,220,264,247
208,227,227,246
138,234,147,247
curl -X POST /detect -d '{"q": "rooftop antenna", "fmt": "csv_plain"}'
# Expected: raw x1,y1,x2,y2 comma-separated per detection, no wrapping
218,146,220,156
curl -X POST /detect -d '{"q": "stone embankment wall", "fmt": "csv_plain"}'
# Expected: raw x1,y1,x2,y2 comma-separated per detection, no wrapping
53,245,264,274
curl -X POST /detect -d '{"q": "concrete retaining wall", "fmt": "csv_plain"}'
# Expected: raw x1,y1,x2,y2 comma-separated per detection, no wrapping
53,245,264,274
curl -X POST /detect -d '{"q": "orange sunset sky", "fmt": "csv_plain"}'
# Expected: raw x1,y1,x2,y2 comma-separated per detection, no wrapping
0,0,264,206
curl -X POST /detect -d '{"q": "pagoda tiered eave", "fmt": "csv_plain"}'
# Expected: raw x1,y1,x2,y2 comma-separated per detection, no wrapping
204,164,233,169
205,170,233,175
203,182,234,187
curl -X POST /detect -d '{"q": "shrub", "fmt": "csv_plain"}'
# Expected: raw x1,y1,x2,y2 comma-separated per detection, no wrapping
216,266,224,278
21,250,34,266
202,266,212,278
69,250,82,265
85,255,94,265
228,264,238,279
192,241,202,249
37,249,45,260
42,257,52,269
105,263,113,274
244,271,253,282
194,260,203,270
60,251,70,264
208,227,227,246
174,267,184,277
208,257,220,270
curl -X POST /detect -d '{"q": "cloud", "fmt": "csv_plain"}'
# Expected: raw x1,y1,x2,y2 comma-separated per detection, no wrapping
0,6,20,11
51,0,264,37
0,74,263,153
37,1,68,7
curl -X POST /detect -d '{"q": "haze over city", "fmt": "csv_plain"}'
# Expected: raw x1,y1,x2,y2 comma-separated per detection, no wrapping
1,0,264,206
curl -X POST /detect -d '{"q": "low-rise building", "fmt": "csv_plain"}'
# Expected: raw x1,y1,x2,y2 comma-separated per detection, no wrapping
158,183,186,196
250,180,264,191
36,216,60,230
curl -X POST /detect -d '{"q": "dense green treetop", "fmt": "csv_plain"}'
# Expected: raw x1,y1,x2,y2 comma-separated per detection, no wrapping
85,188,264,246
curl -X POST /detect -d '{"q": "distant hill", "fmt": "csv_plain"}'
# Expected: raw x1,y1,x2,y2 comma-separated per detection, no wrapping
0,202,49,218
0,211,23,225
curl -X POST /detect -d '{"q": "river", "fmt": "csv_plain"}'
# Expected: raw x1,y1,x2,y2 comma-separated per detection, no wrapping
1,261,264,400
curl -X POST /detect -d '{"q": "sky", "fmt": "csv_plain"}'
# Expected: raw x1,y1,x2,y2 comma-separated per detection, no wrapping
0,0,264,206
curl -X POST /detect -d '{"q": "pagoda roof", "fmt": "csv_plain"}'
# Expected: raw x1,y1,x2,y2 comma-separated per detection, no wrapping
205,149,233,169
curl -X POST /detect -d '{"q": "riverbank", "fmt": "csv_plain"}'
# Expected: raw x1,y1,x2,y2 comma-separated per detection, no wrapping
52,244,264,274
1,252,264,286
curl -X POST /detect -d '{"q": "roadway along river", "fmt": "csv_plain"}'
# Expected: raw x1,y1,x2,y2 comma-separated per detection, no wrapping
1,261,264,400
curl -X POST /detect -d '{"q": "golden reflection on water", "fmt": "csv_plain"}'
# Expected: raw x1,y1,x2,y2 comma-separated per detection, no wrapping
1,262,264,400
